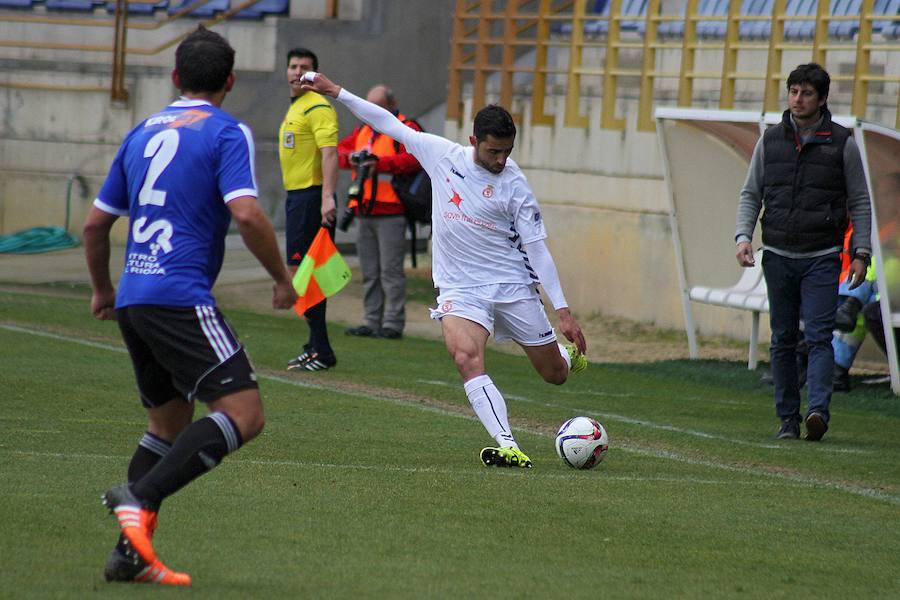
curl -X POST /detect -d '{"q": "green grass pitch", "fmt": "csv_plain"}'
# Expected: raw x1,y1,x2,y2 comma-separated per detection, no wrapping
2,288,900,598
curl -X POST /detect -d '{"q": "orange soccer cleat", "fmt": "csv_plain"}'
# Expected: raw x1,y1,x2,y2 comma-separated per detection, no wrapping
102,484,158,564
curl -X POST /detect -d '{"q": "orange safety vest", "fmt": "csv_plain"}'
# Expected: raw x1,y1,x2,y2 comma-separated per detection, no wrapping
839,225,853,282
348,114,408,215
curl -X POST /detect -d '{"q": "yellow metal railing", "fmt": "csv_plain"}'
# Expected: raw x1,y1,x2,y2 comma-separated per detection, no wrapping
448,0,900,131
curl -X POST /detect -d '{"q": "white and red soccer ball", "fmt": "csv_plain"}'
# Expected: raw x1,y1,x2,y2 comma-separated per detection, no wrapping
555,416,609,469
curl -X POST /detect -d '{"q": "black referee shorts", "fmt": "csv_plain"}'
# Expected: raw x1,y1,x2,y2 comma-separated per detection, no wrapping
116,305,258,408
285,186,323,266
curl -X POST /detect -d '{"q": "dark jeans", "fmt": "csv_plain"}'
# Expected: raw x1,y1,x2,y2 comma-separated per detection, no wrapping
763,250,841,424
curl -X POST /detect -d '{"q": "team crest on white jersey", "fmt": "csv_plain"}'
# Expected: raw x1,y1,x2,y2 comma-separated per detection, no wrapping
482,185,494,198
441,300,453,313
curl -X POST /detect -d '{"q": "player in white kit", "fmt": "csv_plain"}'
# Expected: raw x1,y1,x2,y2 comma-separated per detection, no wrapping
301,72,587,468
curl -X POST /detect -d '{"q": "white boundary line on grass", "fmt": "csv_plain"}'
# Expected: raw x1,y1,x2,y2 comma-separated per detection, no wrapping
0,448,827,490
3,323,897,506
416,379,868,454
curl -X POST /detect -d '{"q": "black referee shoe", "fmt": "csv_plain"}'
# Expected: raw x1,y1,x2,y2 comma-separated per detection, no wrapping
288,351,337,372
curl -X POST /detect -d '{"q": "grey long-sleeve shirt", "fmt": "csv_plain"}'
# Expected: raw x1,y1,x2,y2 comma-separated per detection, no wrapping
735,125,872,258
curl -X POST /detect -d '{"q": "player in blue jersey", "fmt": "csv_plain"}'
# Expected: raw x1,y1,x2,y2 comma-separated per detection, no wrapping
83,27,297,586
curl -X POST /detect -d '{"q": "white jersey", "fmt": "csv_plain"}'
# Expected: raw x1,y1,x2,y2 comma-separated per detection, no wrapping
337,90,548,291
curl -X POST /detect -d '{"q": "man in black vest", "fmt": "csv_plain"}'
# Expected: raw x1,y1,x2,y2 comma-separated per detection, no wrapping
735,63,872,442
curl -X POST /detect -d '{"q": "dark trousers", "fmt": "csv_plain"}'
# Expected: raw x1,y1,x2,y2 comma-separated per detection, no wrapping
763,250,841,423
286,187,335,357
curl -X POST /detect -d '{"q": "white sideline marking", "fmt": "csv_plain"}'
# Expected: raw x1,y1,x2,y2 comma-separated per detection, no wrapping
416,379,866,454
0,449,838,489
2,324,895,505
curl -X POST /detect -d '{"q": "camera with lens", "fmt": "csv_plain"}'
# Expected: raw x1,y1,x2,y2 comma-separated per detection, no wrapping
340,149,378,231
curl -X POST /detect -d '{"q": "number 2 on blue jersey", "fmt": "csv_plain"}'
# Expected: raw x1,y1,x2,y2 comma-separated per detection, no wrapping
134,129,178,254
139,129,179,207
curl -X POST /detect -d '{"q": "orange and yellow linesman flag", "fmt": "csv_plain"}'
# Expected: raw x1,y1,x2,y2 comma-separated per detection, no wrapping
292,227,352,316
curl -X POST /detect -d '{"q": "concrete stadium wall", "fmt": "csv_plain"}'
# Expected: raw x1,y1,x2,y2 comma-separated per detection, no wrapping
3,2,899,354
0,0,454,242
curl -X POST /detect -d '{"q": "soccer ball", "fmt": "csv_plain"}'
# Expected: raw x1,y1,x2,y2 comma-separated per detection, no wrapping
555,416,609,470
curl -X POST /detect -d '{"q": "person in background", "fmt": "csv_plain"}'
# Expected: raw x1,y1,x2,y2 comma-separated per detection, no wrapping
735,63,871,441
339,84,423,340
280,47,339,371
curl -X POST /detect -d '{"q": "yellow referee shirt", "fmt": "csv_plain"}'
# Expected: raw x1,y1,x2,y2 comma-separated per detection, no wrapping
278,91,338,191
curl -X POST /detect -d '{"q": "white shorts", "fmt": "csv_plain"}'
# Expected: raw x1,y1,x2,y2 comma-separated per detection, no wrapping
429,284,557,346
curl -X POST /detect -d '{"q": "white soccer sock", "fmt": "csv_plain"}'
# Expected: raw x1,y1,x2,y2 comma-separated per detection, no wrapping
464,374,518,448
558,342,572,371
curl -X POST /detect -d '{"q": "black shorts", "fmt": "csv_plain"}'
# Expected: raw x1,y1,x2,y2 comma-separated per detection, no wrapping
116,305,258,408
285,186,335,265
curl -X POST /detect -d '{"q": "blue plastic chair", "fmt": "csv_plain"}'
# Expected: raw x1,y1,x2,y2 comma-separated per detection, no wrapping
755,0,776,40
873,0,900,34
619,0,648,33
48,0,93,9
552,0,607,36
583,0,611,38
783,0,817,41
696,0,729,39
829,0,861,39
0,0,37,7
233,0,287,19
168,0,229,17
104,0,167,14
656,1,687,38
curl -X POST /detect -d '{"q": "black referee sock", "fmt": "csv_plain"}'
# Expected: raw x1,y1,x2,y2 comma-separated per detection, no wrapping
305,299,334,358
116,432,172,555
131,412,242,509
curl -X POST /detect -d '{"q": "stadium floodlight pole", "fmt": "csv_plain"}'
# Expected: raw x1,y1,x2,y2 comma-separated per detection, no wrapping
110,0,128,103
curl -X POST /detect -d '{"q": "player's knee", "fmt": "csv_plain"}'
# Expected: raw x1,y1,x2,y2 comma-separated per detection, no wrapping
238,408,265,442
543,367,568,386
451,347,481,374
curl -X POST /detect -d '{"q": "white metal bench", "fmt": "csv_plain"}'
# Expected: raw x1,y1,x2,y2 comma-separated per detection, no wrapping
684,250,769,369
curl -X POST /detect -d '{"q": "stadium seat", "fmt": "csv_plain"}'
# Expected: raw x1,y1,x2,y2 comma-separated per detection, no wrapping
695,0,729,39
655,0,760,40
103,0,167,14
619,0,648,33
168,0,229,17
551,0,648,38
737,0,764,40
0,0,37,7
551,0,607,36
783,0,817,41
874,0,900,36
233,0,287,19
829,0,862,39
47,0,94,10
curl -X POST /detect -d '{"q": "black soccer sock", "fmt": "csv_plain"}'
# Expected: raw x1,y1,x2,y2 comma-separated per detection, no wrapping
305,299,333,357
131,412,242,509
128,431,173,483
116,432,172,554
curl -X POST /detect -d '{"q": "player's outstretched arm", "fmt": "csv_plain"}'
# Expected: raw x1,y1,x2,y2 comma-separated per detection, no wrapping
300,72,415,146
228,196,297,309
83,206,119,321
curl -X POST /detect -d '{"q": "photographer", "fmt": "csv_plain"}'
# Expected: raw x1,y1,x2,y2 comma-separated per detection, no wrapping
338,84,422,340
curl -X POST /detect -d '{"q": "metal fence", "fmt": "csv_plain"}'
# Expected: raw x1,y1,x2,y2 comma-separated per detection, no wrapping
447,0,900,131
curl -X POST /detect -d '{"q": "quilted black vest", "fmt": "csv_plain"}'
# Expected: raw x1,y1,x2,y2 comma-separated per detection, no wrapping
761,108,850,252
